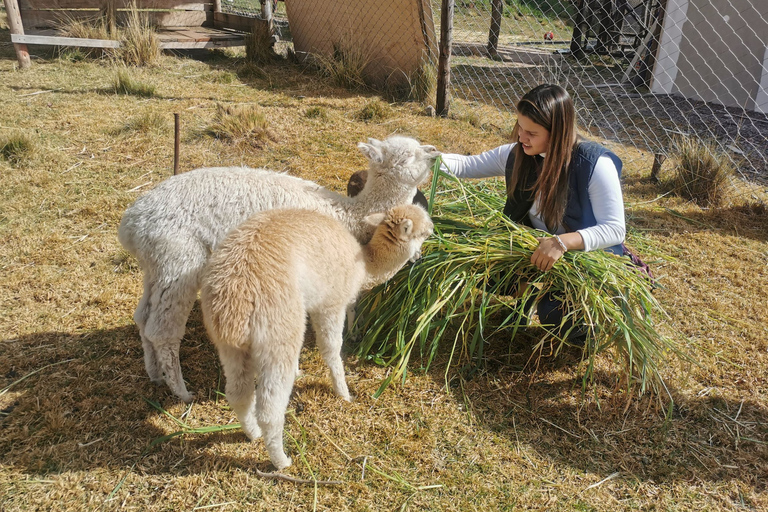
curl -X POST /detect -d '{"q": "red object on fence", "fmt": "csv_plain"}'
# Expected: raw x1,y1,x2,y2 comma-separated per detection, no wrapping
544,31,554,41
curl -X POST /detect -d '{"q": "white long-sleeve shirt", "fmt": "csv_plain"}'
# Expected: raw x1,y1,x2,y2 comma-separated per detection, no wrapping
440,143,625,252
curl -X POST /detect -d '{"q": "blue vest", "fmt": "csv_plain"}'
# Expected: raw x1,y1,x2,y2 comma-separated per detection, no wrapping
503,141,624,255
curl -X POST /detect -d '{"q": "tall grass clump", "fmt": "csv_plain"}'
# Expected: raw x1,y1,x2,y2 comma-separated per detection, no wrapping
112,68,156,97
385,57,437,103
0,132,35,164
57,15,113,59
354,162,684,398
315,40,371,90
666,136,736,208
206,103,273,145
119,3,160,66
245,21,280,64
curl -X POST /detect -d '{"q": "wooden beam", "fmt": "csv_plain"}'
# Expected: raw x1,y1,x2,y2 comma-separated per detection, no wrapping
3,0,31,68
487,0,502,56
11,33,121,47
436,0,453,116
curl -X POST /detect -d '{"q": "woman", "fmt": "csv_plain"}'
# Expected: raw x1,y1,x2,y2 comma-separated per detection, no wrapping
440,84,626,338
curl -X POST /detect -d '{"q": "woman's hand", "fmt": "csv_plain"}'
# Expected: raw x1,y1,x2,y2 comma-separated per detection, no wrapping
531,236,566,271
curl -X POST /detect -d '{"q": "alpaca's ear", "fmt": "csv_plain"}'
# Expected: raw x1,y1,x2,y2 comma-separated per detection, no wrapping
398,218,413,236
419,144,440,159
358,139,384,164
364,212,386,227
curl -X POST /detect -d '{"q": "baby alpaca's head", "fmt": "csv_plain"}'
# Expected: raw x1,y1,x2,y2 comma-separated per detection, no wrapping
365,204,434,262
357,136,440,187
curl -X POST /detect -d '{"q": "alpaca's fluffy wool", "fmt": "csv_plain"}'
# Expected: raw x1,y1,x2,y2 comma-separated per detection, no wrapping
200,205,433,470
117,136,439,402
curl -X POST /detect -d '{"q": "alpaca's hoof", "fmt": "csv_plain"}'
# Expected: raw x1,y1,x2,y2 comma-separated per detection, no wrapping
272,455,292,470
179,391,196,404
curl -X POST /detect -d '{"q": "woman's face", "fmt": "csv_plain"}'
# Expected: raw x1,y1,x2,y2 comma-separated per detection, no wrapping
517,115,550,156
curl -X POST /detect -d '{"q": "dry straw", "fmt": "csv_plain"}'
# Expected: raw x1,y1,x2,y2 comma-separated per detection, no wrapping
354,160,687,398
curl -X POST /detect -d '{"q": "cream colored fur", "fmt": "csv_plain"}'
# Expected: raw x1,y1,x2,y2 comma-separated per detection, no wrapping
200,205,433,470
117,136,439,402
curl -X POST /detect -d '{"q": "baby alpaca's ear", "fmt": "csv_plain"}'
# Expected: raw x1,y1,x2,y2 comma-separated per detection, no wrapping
364,212,387,227
358,139,384,164
419,144,441,159
397,218,414,237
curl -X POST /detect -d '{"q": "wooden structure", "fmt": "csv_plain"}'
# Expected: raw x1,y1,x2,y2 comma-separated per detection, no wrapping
3,0,267,67
284,0,437,88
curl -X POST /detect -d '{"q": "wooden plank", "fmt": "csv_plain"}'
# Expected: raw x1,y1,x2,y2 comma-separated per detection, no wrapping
12,32,121,47
18,0,212,10
20,9,100,30
213,11,262,33
159,38,243,48
20,8,212,29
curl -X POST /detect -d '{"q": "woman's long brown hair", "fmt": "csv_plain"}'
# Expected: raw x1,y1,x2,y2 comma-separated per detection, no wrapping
506,84,577,231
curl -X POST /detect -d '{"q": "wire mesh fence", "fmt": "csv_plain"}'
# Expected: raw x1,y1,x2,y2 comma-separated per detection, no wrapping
224,0,767,190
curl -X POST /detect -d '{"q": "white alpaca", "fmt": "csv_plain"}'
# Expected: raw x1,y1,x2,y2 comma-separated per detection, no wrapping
200,205,433,470
118,136,439,403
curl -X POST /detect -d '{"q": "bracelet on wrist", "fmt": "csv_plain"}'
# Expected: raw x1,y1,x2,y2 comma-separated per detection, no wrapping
553,234,568,252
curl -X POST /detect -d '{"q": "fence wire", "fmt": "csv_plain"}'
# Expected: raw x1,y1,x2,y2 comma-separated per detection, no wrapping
229,1,768,189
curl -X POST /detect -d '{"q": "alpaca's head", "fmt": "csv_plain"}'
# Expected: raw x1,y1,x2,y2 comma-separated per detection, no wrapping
357,136,440,188
365,204,433,262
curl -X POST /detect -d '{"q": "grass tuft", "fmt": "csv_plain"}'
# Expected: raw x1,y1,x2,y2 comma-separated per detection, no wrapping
385,56,437,103
245,21,280,64
117,3,160,66
354,162,686,398
356,99,392,122
305,106,328,120
315,41,371,90
665,136,736,208
112,68,156,97
0,132,36,164
206,103,274,145
117,111,169,135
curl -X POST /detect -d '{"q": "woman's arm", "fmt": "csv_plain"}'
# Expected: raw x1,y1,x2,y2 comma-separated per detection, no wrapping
531,155,625,271
439,144,514,179
576,155,626,251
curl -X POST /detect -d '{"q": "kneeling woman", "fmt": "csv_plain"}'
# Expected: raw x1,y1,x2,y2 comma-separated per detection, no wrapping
440,83,626,339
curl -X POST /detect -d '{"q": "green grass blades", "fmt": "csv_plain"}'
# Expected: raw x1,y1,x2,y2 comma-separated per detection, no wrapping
354,163,685,398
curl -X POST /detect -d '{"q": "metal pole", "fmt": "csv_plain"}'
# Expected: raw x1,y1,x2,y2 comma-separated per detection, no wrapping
174,113,180,175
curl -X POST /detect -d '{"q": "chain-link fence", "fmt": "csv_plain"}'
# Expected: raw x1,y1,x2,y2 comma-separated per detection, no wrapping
226,1,768,186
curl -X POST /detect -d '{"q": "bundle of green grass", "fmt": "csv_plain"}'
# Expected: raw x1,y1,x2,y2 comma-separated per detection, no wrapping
353,164,682,397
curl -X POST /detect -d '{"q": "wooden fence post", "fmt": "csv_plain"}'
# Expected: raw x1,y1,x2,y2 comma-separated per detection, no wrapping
487,0,502,57
3,0,31,69
436,0,453,117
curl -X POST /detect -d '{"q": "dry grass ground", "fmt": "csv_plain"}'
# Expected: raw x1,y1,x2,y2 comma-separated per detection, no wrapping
1,14,767,512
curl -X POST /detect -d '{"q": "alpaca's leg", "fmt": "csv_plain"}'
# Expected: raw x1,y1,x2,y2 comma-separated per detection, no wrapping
218,344,261,441
135,272,162,383
143,262,203,403
311,307,351,401
254,322,304,470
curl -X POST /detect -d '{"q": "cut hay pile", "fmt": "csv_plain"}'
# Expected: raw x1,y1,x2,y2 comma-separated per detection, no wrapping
355,164,684,397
